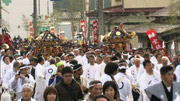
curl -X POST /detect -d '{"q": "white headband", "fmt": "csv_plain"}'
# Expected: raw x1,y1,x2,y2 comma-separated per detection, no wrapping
89,83,102,88
17,56,23,60
20,66,29,70
22,83,34,91
26,52,31,56
73,66,82,71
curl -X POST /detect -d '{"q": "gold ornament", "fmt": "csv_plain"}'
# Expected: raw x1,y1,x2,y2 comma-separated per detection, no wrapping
116,31,121,36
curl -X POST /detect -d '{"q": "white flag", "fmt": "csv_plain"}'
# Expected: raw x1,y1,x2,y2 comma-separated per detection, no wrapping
162,41,165,48
171,40,175,49
0,28,2,35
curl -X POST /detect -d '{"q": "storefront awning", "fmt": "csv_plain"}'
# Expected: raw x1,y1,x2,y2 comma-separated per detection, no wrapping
126,24,180,36
87,5,163,17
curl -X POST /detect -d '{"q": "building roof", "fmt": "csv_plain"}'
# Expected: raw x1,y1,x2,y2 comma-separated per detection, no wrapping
126,24,180,34
149,2,180,17
87,5,163,16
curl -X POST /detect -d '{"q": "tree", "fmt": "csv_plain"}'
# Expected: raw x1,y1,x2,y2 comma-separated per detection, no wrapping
49,9,62,27
22,14,30,35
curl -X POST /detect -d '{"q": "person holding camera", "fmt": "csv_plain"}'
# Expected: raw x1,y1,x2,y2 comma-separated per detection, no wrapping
48,62,64,86
9,64,35,99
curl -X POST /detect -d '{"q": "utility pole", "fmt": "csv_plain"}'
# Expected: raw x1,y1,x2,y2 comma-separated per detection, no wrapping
33,0,38,37
69,0,74,43
47,0,49,14
38,0,40,15
97,0,104,36
85,0,89,44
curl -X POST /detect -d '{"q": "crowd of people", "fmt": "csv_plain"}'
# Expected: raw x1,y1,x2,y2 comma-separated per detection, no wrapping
1,30,180,101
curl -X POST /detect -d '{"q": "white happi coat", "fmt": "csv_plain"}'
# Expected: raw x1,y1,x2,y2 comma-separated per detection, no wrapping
45,64,57,86
23,57,30,65
83,63,101,87
128,64,145,85
97,62,106,77
139,70,161,101
81,56,88,67
150,56,157,65
114,72,133,101
100,74,112,85
174,65,180,82
35,63,46,101
154,63,163,72
10,74,35,99
75,55,84,64
2,69,17,89
0,62,13,80
44,60,50,67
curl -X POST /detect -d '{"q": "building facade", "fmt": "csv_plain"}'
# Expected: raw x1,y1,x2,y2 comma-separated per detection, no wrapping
2,0,53,38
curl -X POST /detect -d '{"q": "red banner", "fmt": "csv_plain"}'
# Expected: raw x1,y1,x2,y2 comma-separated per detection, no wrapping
81,20,86,45
147,29,172,62
93,20,98,44
147,29,162,50
59,29,63,39
51,27,55,34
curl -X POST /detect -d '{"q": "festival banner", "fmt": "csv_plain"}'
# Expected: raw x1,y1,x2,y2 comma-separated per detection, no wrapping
59,29,63,39
147,29,162,50
147,29,172,62
51,27,55,34
93,20,98,44
29,21,34,37
81,20,87,45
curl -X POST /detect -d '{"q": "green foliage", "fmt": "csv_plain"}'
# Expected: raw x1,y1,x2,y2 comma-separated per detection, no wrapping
22,14,29,34
71,0,84,12
36,15,46,33
49,9,62,27
1,19,10,29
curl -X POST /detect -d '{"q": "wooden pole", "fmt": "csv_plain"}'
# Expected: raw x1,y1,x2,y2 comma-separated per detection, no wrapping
69,0,74,43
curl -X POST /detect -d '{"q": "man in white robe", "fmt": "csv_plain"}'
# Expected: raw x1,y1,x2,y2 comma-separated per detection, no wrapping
34,56,46,101
174,64,180,82
0,55,13,80
81,51,90,67
96,56,105,77
2,62,20,90
18,83,36,101
10,65,35,99
83,55,100,87
139,60,161,101
127,57,144,101
45,58,57,86
114,66,133,101
150,50,158,65
127,58,144,85
23,52,32,65
154,53,163,72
